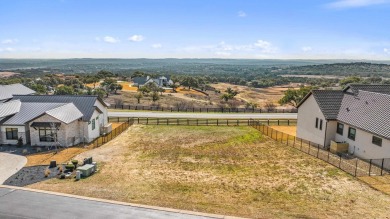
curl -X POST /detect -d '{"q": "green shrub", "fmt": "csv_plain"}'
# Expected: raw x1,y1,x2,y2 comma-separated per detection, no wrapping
65,164,75,171
71,160,78,166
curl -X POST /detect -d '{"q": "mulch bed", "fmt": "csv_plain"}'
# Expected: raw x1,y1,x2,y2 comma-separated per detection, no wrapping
3,165,67,187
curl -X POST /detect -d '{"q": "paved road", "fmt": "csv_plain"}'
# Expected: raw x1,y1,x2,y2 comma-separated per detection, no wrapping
0,153,27,184
0,187,227,219
108,111,297,119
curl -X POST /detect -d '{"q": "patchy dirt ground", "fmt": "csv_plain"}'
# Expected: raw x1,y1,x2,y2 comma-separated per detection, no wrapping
0,71,20,78
27,125,390,218
270,126,297,137
210,83,299,107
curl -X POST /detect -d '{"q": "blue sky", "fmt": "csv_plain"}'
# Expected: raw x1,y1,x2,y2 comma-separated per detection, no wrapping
1,0,390,59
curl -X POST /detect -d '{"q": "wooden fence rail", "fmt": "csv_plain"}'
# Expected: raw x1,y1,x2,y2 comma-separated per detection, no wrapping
108,117,297,127
109,104,298,114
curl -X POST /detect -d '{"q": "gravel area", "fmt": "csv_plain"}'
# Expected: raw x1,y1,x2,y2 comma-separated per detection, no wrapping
3,165,67,187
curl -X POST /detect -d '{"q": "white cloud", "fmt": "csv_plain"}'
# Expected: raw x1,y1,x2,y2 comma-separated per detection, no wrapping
1,39,18,44
128,35,144,42
151,43,162,49
326,0,389,9
238,11,247,17
215,51,231,56
385,48,390,54
253,40,276,53
0,47,16,52
103,36,119,43
302,46,313,52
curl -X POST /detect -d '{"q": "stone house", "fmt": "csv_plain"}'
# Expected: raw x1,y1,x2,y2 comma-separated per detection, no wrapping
0,95,109,147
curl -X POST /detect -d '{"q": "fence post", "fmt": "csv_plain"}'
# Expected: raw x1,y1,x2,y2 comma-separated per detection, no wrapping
137,117,140,124
381,159,384,176
355,159,358,177
288,120,290,126
146,118,148,125
117,117,119,122
227,120,229,126
237,120,239,126
317,145,319,158
286,134,289,145
339,156,342,168
369,159,372,176
300,139,303,151
278,120,280,126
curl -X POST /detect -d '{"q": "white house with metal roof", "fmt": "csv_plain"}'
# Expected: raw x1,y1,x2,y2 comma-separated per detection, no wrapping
0,95,109,147
297,84,390,160
0,84,35,102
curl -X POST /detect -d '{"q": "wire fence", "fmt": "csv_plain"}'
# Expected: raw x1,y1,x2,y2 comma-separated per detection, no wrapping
249,119,390,177
108,117,297,126
109,104,298,114
88,119,135,148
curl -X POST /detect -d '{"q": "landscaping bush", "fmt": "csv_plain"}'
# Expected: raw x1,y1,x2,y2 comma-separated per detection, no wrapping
71,160,78,167
44,169,51,178
65,164,75,172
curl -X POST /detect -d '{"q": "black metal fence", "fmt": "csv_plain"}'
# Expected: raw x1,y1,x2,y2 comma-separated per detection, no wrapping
108,117,297,126
249,120,390,177
109,104,298,113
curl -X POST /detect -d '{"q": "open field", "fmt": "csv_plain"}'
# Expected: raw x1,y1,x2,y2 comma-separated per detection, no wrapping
0,71,20,78
210,83,299,107
27,125,390,218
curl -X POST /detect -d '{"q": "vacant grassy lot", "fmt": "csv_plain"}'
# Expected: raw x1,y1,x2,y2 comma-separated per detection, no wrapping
28,125,390,218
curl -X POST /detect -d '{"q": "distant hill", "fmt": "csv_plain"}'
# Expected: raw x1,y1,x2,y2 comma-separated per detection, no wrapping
282,62,390,77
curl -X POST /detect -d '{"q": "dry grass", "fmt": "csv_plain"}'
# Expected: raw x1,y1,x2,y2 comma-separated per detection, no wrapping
118,81,138,91
359,175,390,195
210,83,299,106
270,126,297,137
27,125,390,218
26,147,88,167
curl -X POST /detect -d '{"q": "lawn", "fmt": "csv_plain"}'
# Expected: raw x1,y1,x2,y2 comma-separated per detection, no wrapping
27,125,390,218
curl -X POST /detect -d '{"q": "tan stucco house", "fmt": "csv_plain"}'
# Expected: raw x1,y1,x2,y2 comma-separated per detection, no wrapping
0,95,109,147
297,84,390,160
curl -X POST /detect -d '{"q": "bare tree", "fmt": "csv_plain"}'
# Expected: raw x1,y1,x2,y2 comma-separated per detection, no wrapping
264,101,276,112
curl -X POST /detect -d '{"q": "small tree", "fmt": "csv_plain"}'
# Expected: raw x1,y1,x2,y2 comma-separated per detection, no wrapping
134,92,143,104
151,91,160,103
264,101,276,112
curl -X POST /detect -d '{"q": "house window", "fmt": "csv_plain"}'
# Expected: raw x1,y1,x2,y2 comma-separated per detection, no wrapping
92,119,95,130
337,123,344,135
6,128,18,140
372,136,382,147
319,119,323,130
348,127,356,141
315,118,319,128
39,128,57,142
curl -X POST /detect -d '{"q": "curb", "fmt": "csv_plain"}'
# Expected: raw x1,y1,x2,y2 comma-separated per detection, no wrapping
0,185,247,219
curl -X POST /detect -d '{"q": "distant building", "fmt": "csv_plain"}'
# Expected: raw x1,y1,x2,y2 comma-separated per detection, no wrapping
0,84,35,103
132,75,173,88
296,84,390,159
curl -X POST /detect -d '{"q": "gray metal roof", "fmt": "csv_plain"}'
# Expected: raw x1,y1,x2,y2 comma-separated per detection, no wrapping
344,84,390,95
0,84,35,101
0,100,21,118
1,103,66,125
132,77,148,85
46,103,83,124
302,90,344,120
337,91,390,140
13,95,103,121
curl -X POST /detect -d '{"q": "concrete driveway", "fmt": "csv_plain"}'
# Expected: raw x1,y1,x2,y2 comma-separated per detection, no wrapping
0,186,240,219
0,152,27,184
